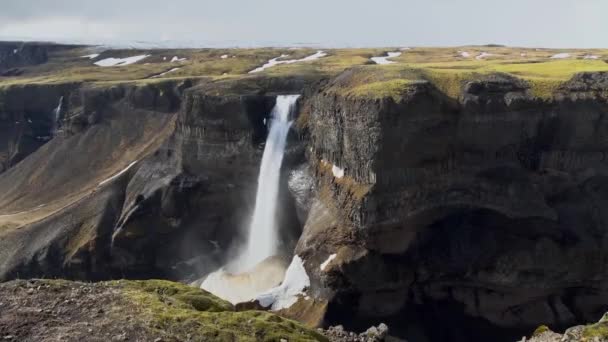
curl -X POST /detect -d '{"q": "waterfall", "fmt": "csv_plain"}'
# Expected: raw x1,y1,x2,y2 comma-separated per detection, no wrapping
52,96,63,136
238,94,300,271
200,95,299,303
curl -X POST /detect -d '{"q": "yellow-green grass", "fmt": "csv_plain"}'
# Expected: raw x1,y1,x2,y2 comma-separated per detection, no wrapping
2,47,607,100
411,59,608,99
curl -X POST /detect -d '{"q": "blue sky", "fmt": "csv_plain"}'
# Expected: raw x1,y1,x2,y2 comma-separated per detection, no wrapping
1,0,606,48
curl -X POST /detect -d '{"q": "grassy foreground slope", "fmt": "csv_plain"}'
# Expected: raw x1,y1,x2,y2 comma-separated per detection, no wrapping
0,279,326,341
1,44,607,100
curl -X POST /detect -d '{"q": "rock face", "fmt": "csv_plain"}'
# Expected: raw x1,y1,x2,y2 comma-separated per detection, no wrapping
297,72,608,341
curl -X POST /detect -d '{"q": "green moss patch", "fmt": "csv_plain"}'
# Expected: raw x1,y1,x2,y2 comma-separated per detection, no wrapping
532,325,551,336
114,280,327,342
582,320,608,341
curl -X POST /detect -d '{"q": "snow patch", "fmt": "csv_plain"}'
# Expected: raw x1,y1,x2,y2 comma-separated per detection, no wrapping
584,55,600,60
171,56,187,62
476,52,493,60
551,53,571,59
151,68,181,78
400,47,411,51
221,54,229,59
256,255,310,310
98,161,138,186
94,55,150,67
320,254,337,271
332,165,345,179
371,51,402,65
81,53,100,59
458,51,471,58
249,50,327,73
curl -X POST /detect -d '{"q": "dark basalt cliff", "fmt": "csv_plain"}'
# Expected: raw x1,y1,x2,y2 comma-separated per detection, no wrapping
1,63,608,341
296,72,608,341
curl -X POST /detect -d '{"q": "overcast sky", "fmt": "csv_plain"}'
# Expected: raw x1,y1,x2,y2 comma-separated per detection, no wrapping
0,0,606,48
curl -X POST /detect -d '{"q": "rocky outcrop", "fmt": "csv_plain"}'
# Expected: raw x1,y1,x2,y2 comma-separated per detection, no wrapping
521,314,608,342
0,279,326,341
296,72,608,341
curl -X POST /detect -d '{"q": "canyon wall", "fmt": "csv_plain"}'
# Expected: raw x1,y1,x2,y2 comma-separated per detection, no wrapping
296,72,608,341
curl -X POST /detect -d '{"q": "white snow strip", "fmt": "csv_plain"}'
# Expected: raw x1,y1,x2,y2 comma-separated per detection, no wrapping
98,161,138,186
458,51,471,58
256,255,310,310
584,55,600,60
171,56,187,62
249,50,327,73
476,52,493,60
520,53,527,57
152,68,181,78
551,53,571,59
320,254,337,271
94,55,150,67
400,47,411,51
81,53,100,59
221,54,229,59
371,51,402,65
332,165,345,179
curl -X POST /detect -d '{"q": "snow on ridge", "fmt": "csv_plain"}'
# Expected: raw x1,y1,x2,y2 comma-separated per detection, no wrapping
256,255,310,310
171,56,187,62
371,51,402,65
81,53,100,60
151,68,181,78
476,52,493,60
98,161,139,186
94,55,150,67
249,50,327,73
320,254,337,271
551,53,571,59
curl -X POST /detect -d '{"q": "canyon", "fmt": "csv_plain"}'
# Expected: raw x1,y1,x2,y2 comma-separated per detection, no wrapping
1,41,608,341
